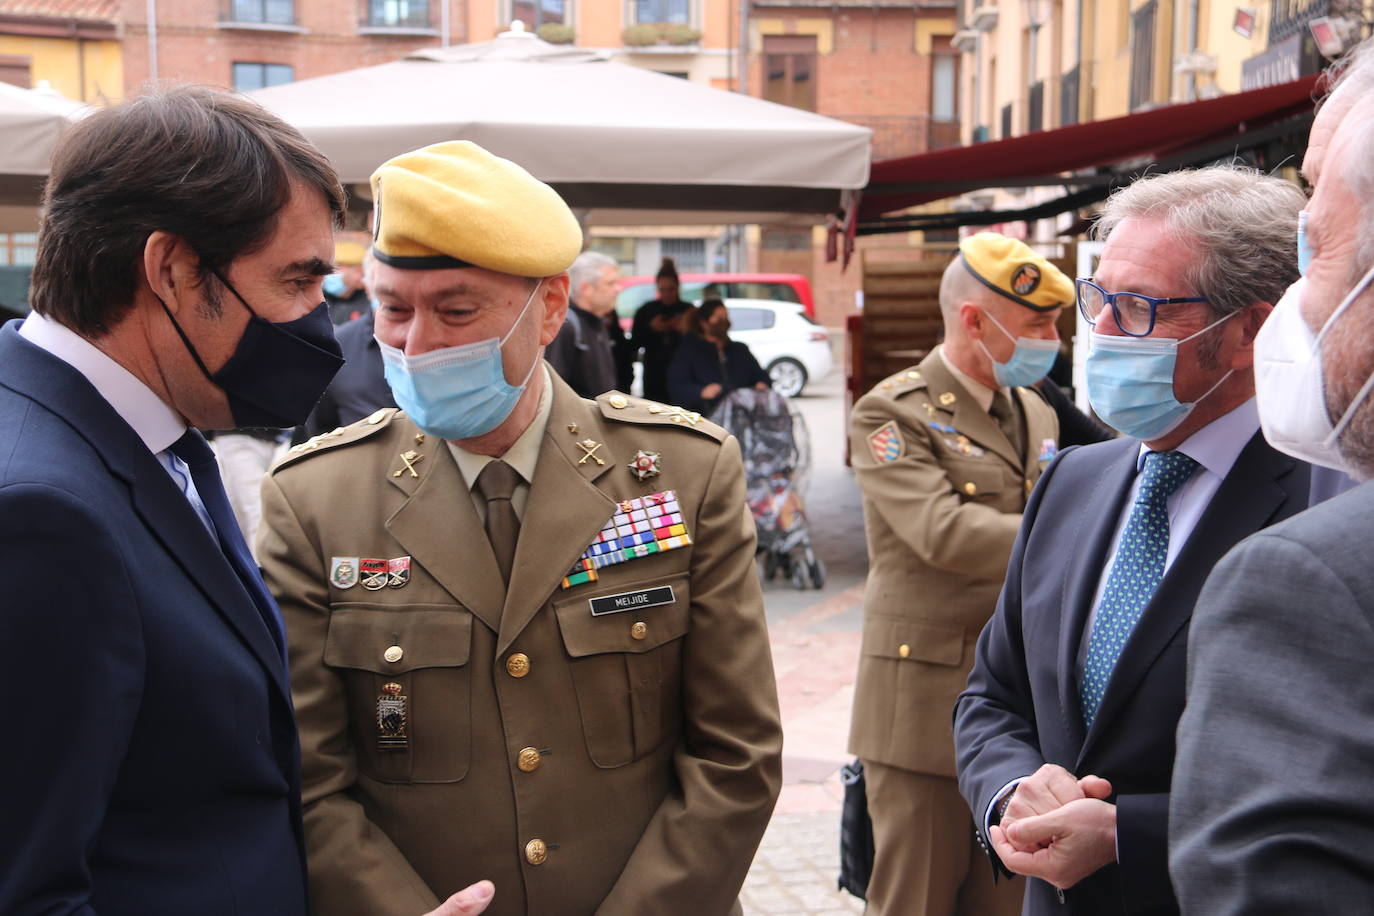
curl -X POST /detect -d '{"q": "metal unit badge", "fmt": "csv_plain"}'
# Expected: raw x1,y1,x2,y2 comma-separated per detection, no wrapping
376,682,408,751
387,556,411,589
330,556,359,589
360,558,388,591
628,449,662,481
561,490,691,589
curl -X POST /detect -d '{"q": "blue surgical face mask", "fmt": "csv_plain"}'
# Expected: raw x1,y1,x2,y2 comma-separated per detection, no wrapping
1086,309,1237,440
976,308,1060,388
323,272,346,298
377,281,543,440
1297,210,1314,276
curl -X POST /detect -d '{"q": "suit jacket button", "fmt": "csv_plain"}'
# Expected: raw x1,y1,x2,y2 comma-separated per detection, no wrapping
506,653,531,677
383,645,403,664
525,838,548,865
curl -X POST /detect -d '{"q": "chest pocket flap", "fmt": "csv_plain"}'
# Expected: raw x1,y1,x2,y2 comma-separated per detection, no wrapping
324,604,472,673
554,574,691,656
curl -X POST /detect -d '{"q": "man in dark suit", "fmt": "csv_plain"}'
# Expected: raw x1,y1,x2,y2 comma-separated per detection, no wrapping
954,166,1312,915
0,87,491,916
1170,45,1374,913
546,250,623,399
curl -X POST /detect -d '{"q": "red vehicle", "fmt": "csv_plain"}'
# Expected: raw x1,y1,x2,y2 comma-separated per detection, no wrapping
615,272,815,321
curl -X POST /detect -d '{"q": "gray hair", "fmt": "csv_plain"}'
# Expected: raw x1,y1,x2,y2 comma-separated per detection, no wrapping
568,250,617,296
1329,39,1374,274
1095,166,1305,319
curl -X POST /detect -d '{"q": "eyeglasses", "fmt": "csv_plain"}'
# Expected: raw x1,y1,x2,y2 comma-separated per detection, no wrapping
1075,278,1210,337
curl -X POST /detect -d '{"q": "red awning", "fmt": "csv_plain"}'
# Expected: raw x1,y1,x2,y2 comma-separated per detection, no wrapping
860,75,1321,219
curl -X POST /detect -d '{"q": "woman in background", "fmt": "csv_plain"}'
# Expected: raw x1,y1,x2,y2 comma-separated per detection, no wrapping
668,298,771,415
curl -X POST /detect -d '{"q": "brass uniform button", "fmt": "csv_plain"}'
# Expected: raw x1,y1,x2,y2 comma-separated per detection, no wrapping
1025,479,1034,494
517,747,541,772
906,370,920,380
506,653,531,677
631,621,648,640
525,838,548,865
383,645,404,663
608,394,629,409
963,481,978,496
899,644,911,658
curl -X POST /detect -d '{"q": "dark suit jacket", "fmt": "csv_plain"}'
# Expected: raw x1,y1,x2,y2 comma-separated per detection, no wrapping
954,430,1310,916
666,334,770,415
546,301,619,399
1171,480,1374,914
301,310,395,441
0,321,308,915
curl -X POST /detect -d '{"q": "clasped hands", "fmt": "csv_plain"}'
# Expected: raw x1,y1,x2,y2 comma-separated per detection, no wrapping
988,763,1118,891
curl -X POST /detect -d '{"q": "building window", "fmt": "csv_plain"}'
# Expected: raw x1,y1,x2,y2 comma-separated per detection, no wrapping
512,0,565,29
763,35,817,112
232,62,294,91
661,238,707,272
0,232,37,266
1000,101,1013,139
230,0,294,24
1129,0,1156,109
931,53,958,122
635,0,688,24
369,0,430,26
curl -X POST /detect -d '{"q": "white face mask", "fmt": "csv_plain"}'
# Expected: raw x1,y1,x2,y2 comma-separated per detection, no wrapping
1254,265,1374,471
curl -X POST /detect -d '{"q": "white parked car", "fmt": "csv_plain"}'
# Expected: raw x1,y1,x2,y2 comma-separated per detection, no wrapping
723,298,833,397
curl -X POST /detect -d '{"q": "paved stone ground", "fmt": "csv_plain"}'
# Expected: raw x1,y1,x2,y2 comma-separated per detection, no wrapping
740,369,869,915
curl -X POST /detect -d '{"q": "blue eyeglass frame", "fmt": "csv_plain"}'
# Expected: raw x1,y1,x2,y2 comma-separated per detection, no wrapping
1075,278,1211,337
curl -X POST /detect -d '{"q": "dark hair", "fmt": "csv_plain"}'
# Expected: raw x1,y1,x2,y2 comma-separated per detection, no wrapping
697,297,727,321
30,84,345,336
655,257,679,282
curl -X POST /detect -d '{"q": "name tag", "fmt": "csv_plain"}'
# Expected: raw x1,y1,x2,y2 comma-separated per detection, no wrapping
589,585,676,616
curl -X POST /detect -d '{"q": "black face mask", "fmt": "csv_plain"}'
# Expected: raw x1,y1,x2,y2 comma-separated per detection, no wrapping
159,270,344,429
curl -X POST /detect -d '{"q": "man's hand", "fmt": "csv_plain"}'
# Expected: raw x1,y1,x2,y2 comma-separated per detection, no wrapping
999,765,1112,853
989,798,1117,890
701,383,724,400
423,880,494,915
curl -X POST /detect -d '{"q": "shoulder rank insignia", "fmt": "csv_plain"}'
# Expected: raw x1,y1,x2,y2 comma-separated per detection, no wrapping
330,556,359,589
1039,437,1059,462
868,420,903,464
562,490,690,589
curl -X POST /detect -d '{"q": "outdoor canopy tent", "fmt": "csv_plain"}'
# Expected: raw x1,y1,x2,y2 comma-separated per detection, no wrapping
249,28,873,225
0,81,86,230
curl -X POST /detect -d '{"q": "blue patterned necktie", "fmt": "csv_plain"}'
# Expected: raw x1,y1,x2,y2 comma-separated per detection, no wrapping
169,429,288,669
1080,449,1199,728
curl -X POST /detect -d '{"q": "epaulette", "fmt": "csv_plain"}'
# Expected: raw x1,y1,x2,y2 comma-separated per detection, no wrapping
595,391,727,442
870,367,927,399
270,407,399,473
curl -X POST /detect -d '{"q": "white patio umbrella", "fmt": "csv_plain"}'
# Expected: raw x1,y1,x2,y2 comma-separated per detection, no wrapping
249,27,872,224
0,81,87,216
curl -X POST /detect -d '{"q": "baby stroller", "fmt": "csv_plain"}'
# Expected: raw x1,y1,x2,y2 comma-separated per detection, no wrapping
711,388,826,590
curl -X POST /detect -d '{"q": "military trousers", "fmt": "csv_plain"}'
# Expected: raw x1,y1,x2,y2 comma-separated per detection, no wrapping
862,760,1024,916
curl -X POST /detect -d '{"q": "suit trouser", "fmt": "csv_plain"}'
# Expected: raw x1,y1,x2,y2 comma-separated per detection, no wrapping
863,760,1024,916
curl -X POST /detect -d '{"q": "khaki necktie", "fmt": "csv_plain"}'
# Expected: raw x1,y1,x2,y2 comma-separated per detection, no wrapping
475,459,521,584
990,391,1024,457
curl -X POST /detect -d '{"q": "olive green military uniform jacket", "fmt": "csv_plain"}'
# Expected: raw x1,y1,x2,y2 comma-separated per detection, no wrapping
847,348,1058,778
258,371,783,916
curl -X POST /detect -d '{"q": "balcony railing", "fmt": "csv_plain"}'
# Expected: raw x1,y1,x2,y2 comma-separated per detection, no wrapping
1269,0,1329,42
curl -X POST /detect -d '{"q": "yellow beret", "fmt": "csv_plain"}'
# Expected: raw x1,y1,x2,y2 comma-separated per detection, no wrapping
958,232,1072,312
370,141,582,278
334,240,367,266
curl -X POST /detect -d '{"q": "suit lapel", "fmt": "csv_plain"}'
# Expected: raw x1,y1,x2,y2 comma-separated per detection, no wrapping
497,379,616,656
385,423,505,637
1055,441,1137,750
0,325,290,701
923,351,1021,470
1078,433,1300,760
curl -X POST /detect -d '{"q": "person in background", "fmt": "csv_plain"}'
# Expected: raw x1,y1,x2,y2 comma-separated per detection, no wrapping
848,232,1066,916
298,248,396,442
630,257,691,402
1169,42,1374,913
323,239,371,325
954,166,1312,916
667,298,770,415
546,250,622,398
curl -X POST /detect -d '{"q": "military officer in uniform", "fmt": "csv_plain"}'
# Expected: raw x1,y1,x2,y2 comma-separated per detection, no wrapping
257,141,783,916
848,233,1070,916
